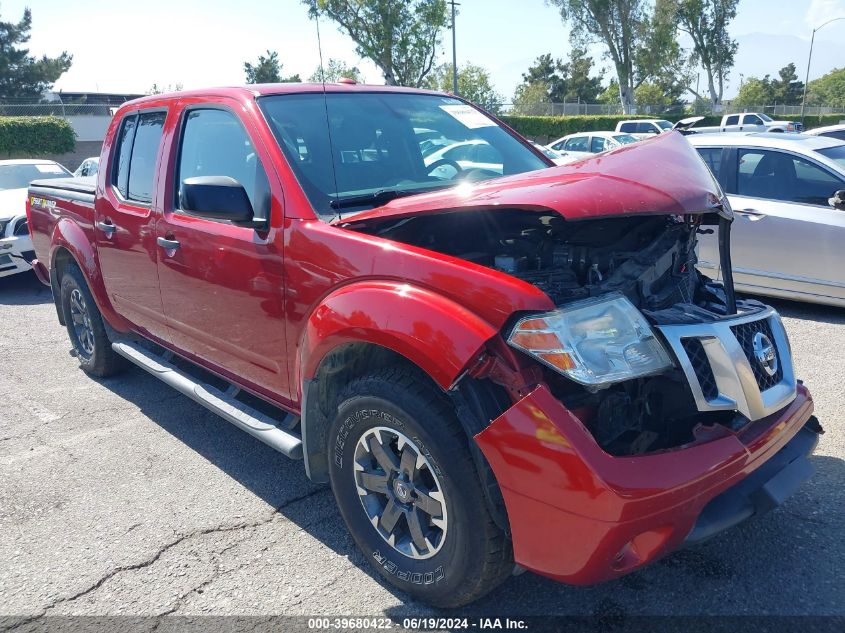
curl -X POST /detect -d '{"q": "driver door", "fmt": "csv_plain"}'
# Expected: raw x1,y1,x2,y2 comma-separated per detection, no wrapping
155,100,292,402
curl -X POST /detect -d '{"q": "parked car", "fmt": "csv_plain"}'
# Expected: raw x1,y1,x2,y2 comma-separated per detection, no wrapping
615,119,674,138
689,132,845,306
531,141,569,165
805,123,845,142
546,131,638,161
691,112,803,134
27,86,820,607
0,159,71,278
73,157,99,178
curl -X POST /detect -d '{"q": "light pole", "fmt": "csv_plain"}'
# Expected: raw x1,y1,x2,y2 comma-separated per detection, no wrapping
800,16,845,122
449,0,460,95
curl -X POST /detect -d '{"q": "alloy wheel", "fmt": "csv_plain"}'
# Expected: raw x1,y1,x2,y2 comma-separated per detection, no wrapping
69,288,95,358
353,426,447,560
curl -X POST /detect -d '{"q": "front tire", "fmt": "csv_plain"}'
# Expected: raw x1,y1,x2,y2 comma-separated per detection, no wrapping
59,264,126,377
327,366,512,607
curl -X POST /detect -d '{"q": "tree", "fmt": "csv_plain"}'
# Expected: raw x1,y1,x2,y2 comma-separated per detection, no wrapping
548,0,681,114
244,50,301,84
147,83,184,95
511,82,551,116
309,58,363,83
515,49,603,104
520,54,567,102
634,81,669,110
424,62,503,111
671,0,738,105
807,67,845,108
733,76,773,107
559,47,604,103
769,62,803,106
635,0,691,105
0,8,72,100
302,0,448,87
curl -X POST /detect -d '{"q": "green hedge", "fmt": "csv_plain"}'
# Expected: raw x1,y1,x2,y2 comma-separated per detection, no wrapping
500,112,845,141
499,114,722,141
0,116,76,156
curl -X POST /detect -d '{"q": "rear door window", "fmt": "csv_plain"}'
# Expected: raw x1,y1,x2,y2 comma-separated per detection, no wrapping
113,116,137,198
724,115,740,126
127,112,166,204
618,122,636,133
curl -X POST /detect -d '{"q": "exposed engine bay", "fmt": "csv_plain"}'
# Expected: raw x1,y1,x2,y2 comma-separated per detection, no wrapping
350,209,728,312
349,208,762,456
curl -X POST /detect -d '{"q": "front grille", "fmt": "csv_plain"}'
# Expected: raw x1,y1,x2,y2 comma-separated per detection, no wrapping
731,318,783,391
681,338,718,400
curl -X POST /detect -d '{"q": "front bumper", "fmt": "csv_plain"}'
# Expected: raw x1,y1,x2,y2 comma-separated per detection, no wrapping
475,382,817,585
0,232,34,278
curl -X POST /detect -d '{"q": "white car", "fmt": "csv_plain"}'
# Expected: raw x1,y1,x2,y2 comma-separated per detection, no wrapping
805,123,845,142
531,142,569,165
546,131,638,162
688,133,845,306
73,156,99,178
0,159,72,279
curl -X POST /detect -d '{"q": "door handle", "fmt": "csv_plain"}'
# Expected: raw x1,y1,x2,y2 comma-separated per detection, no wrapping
156,236,180,250
96,220,116,238
735,208,765,221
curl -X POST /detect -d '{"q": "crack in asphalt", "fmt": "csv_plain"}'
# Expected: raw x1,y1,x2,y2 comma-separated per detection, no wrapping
2,487,330,631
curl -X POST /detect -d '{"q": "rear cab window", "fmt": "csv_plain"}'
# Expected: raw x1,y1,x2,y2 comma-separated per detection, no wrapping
112,111,166,205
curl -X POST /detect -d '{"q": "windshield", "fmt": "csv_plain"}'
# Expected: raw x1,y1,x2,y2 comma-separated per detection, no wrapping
613,134,638,144
0,163,69,190
759,113,773,122
816,145,845,171
258,92,548,217
656,120,673,130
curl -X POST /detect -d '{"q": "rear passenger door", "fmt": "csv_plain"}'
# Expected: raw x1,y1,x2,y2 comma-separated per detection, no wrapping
726,147,845,301
155,102,292,402
95,109,170,340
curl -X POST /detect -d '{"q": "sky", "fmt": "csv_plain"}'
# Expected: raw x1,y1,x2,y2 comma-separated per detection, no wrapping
7,0,845,102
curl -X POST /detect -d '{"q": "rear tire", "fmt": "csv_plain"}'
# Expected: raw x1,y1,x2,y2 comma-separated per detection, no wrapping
327,366,513,607
59,264,126,377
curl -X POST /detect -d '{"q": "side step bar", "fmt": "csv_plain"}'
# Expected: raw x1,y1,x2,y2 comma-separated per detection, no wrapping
112,341,303,459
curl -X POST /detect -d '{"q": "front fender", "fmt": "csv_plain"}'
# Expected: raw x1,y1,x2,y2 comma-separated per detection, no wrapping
50,218,130,331
300,281,499,392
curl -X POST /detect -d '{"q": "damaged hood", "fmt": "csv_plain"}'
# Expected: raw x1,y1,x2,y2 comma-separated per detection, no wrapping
340,132,725,226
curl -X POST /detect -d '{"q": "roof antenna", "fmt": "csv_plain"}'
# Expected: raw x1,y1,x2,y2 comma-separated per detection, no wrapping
315,12,342,221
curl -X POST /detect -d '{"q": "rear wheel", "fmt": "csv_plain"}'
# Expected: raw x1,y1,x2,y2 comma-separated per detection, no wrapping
327,366,512,607
60,264,126,377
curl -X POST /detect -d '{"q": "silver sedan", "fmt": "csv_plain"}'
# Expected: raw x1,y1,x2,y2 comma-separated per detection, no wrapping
688,133,845,307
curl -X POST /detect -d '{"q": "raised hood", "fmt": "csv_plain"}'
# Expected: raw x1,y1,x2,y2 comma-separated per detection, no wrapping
340,131,724,226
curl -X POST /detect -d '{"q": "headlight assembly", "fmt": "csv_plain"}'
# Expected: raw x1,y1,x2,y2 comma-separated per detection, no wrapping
507,293,674,388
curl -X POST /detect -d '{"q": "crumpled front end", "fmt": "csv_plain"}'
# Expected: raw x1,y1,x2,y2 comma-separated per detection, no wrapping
475,381,817,584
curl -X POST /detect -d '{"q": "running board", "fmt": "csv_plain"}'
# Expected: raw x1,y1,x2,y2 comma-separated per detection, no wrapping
112,341,303,459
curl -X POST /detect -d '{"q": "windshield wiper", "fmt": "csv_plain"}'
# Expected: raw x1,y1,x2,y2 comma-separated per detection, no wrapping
329,188,430,210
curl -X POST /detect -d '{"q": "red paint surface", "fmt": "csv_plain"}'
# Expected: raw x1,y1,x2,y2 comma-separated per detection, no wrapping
475,384,814,583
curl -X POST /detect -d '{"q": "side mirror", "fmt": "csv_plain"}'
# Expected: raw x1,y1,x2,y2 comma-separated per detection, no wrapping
180,176,258,226
830,189,845,210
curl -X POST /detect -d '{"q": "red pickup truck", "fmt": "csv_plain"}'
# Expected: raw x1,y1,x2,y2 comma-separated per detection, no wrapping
26,83,821,607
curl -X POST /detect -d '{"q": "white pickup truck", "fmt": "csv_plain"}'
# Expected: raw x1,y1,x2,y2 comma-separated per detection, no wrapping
691,112,803,134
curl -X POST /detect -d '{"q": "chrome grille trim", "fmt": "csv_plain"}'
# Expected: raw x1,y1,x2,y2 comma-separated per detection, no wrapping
657,307,796,421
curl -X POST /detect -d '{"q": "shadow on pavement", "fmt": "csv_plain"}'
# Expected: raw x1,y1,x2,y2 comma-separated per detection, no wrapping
91,365,843,617
0,270,53,305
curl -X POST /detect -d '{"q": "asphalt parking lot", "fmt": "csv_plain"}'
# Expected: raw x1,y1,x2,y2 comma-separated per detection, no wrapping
1,270,843,622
